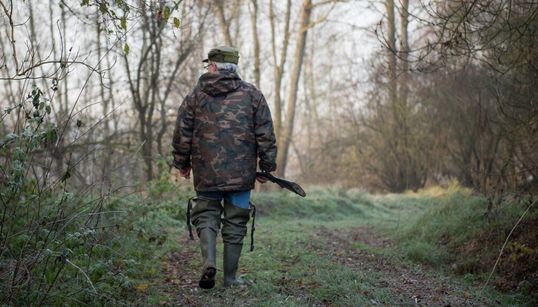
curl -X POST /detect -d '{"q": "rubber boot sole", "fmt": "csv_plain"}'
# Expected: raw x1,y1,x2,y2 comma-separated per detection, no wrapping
199,267,216,289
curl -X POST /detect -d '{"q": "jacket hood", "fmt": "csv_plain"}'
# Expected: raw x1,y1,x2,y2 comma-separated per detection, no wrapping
198,71,241,96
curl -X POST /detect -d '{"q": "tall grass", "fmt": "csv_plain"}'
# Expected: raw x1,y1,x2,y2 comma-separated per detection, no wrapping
394,186,537,287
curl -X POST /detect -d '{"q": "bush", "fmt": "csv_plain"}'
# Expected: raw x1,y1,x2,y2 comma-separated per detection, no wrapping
0,87,190,305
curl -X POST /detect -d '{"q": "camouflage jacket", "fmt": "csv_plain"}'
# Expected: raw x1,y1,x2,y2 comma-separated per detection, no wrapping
172,71,277,192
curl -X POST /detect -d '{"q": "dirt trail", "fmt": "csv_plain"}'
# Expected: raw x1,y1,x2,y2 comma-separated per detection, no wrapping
162,234,251,306
313,226,490,306
162,227,496,306
162,234,202,305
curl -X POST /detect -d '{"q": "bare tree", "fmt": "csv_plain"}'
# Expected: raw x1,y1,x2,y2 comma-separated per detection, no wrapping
121,1,209,182
275,0,313,177
249,0,260,89
215,0,241,46
269,0,292,138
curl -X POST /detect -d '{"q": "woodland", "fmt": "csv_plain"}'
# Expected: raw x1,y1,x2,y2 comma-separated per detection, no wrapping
1,0,537,305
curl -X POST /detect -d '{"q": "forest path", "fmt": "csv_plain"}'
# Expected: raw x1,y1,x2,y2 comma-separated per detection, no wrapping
160,223,493,306
312,226,487,306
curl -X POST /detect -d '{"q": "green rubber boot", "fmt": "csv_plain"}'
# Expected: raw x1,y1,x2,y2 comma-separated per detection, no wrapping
198,228,217,289
223,243,247,287
221,203,251,287
191,197,222,289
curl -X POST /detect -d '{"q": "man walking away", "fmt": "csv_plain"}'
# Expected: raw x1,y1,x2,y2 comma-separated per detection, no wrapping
171,46,277,289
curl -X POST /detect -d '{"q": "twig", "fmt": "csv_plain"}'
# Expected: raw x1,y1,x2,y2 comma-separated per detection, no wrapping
65,258,97,294
480,198,537,295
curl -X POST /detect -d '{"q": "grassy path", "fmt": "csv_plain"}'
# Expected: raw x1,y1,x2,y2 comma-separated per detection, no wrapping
159,222,501,306
145,190,535,306
313,226,483,305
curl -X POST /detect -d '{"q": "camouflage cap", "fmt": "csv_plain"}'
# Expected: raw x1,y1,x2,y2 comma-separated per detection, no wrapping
202,46,240,64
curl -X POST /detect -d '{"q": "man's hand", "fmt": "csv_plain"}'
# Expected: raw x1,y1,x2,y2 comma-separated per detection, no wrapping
180,166,191,179
256,173,268,183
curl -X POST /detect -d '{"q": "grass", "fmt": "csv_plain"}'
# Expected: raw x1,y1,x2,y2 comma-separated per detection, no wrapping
188,219,396,306
155,185,536,306
392,188,537,275
4,176,536,305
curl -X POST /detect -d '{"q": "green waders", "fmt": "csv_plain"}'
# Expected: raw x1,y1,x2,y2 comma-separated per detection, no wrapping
190,197,252,288
221,202,251,287
190,197,221,289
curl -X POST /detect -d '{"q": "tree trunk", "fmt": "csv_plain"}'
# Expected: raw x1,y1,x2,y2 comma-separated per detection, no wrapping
95,10,112,187
269,0,292,137
216,0,234,46
250,0,260,89
399,0,412,189
276,0,313,177
385,0,397,114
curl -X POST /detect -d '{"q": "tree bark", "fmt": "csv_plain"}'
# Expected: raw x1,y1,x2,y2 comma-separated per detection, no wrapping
94,8,116,187
250,0,260,89
215,0,234,46
385,0,397,113
276,0,313,177
269,0,292,138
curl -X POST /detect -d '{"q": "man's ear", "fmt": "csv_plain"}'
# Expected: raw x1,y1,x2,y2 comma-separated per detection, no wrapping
209,62,217,73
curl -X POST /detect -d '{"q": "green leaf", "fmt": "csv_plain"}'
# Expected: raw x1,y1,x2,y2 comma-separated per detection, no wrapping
32,89,41,108
163,6,171,21
4,133,18,143
120,16,127,30
173,17,181,29
45,128,58,143
81,0,90,6
123,42,130,55
45,105,51,114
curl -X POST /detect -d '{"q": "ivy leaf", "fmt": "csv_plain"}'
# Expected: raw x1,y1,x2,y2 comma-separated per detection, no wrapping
6,133,18,140
123,43,130,55
163,6,171,21
120,16,127,30
45,128,58,144
173,17,181,29
45,105,52,114
2,133,18,147
32,89,41,108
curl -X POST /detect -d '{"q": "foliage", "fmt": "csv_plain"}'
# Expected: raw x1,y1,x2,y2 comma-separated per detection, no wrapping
0,87,190,305
327,0,538,193
392,188,538,295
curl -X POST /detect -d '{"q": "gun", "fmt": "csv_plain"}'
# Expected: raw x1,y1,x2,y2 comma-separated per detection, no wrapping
256,172,306,197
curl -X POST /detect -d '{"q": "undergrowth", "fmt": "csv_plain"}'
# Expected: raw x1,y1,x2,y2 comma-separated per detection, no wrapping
390,186,538,299
2,114,535,307
0,87,192,305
